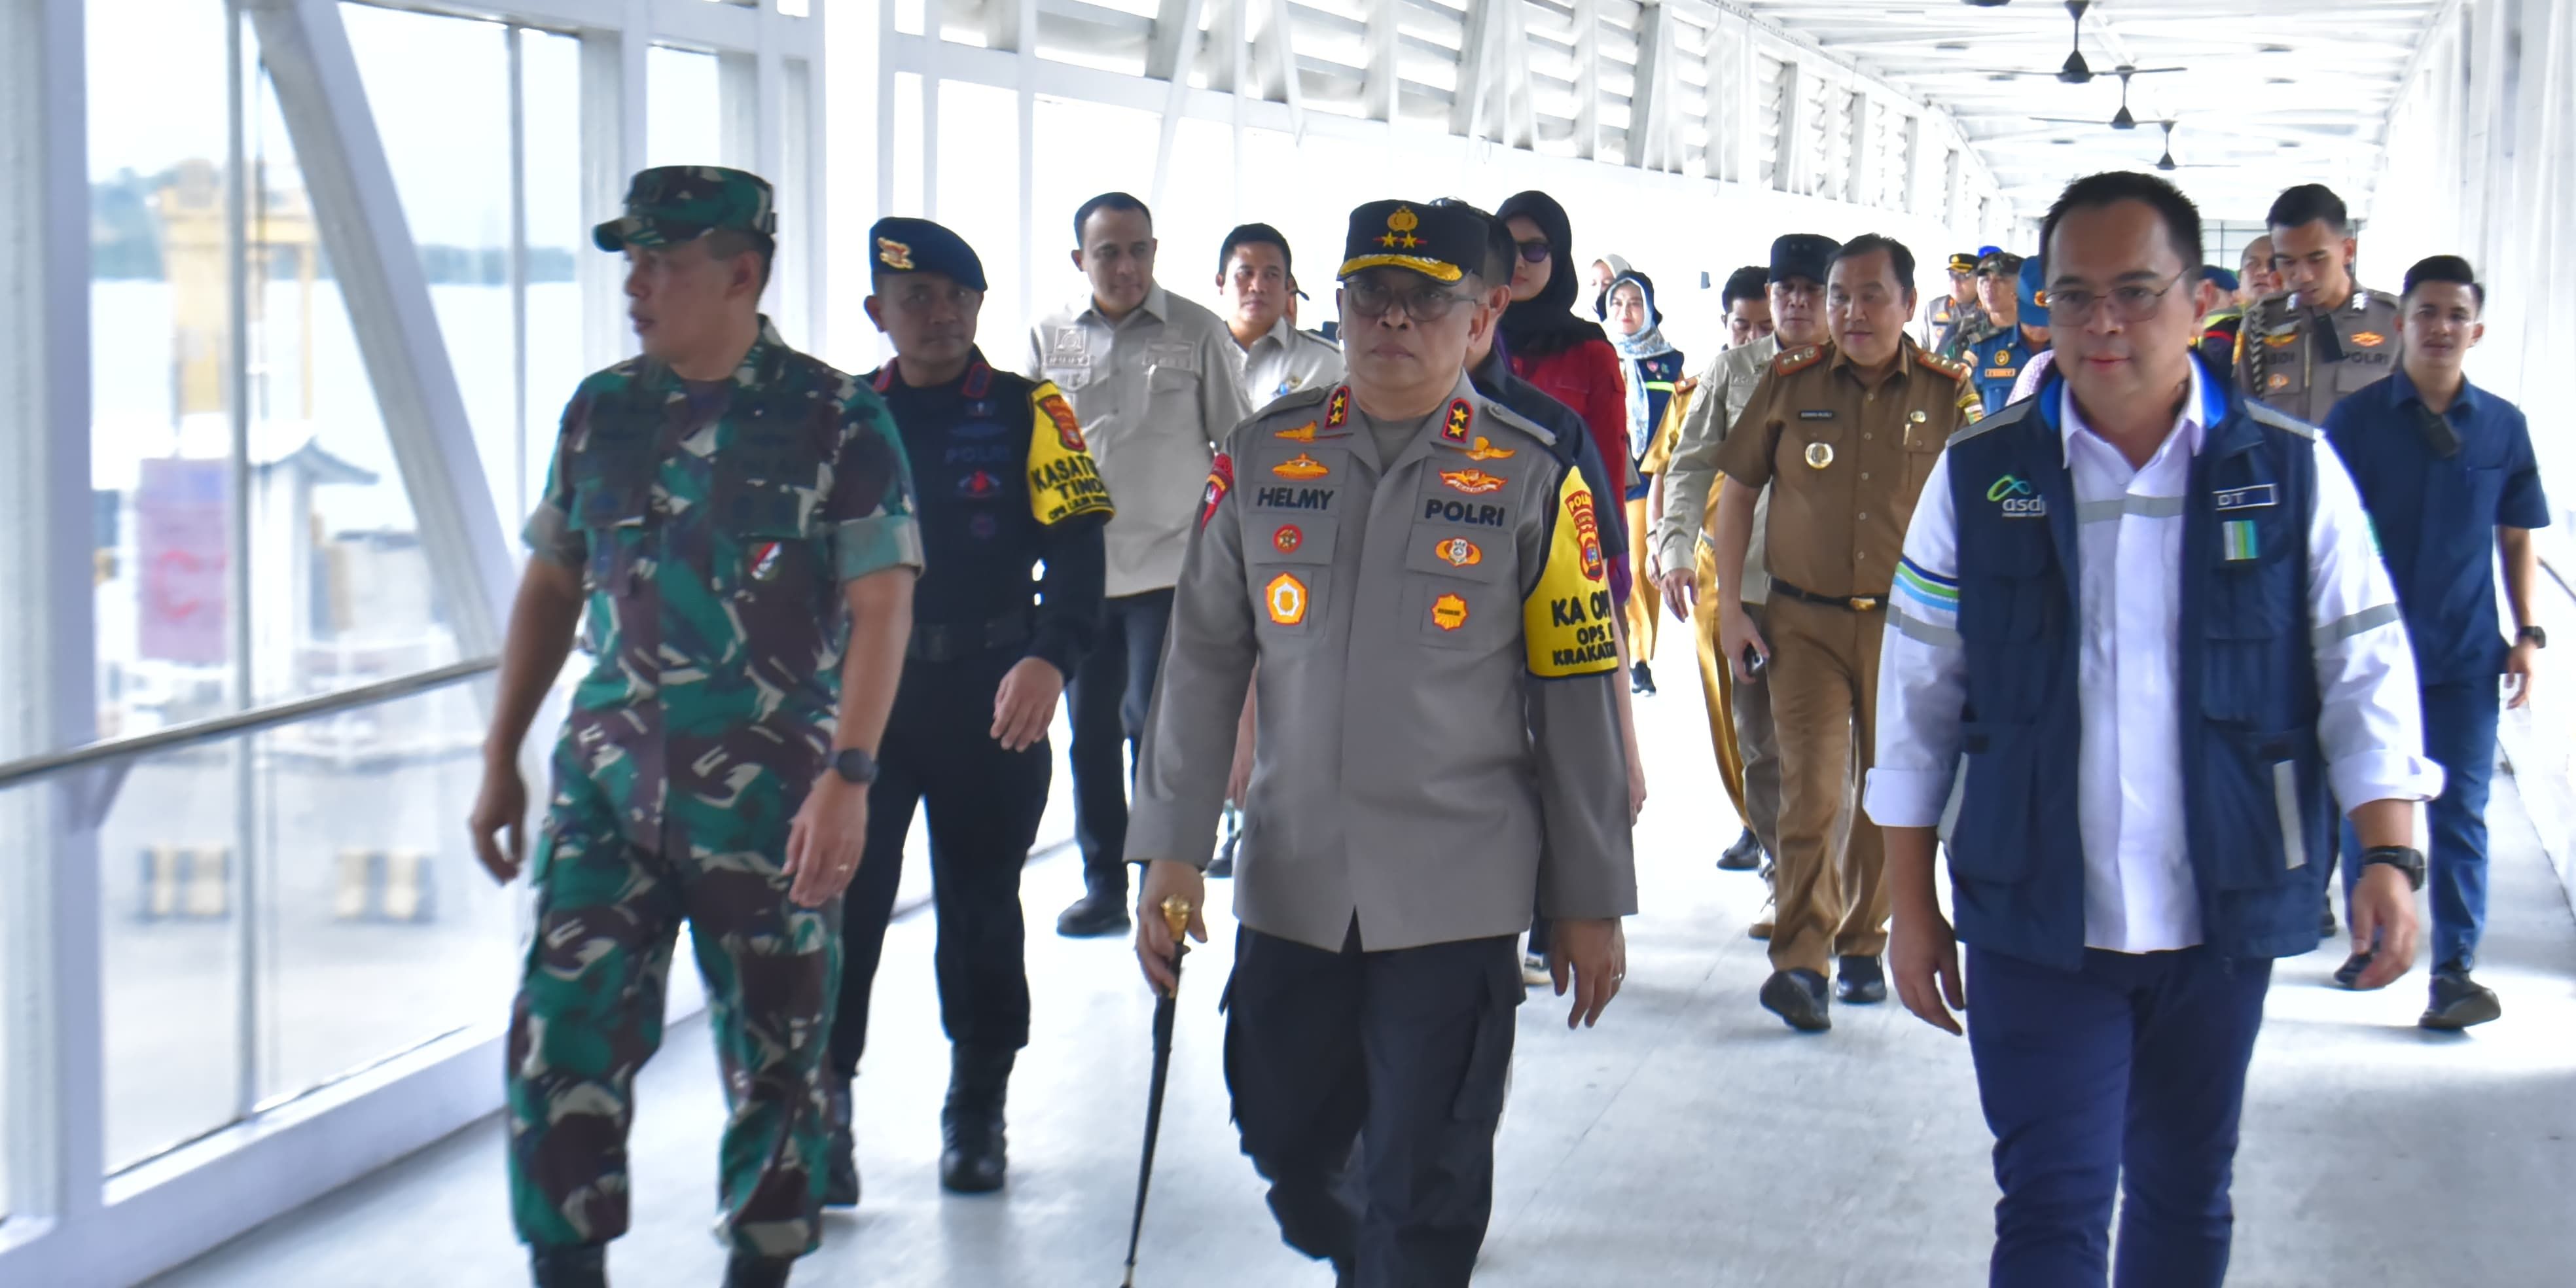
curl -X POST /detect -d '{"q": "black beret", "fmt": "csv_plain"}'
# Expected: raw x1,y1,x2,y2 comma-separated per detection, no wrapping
868,217,986,292
1338,200,1489,284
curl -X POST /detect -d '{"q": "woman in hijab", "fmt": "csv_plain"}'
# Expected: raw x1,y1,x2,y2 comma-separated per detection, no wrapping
1602,270,1683,696
1495,191,1631,505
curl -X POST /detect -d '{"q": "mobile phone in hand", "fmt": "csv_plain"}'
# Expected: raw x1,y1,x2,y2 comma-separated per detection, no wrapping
1741,644,1766,677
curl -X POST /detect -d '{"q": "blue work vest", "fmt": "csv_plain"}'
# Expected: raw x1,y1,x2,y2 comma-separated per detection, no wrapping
1941,367,2334,969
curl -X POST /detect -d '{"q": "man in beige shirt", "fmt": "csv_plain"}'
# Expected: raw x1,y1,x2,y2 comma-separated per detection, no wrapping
1130,196,1632,1288
1027,192,1253,938
1651,234,1838,910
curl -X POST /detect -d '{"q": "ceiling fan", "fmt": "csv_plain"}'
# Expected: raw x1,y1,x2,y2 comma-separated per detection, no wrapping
2148,121,2232,171
1975,1,2188,85
2029,68,2175,130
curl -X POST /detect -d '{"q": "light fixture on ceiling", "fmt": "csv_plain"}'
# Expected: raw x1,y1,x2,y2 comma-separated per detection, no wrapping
1962,0,2012,7
2260,43,2292,54
1936,41,1970,50
2266,77,2295,84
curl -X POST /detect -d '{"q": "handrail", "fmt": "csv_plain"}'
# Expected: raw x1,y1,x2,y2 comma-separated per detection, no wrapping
0,657,498,791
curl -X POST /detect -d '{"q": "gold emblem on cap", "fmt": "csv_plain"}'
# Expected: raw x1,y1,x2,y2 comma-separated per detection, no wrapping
877,238,914,270
1378,206,1423,251
1805,442,1834,470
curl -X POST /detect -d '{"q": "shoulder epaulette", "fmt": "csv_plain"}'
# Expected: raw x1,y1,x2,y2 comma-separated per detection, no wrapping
2356,286,2401,312
1945,396,2036,448
1774,345,1825,374
1298,327,1342,353
2244,399,2321,440
1475,395,1558,450
1258,384,1333,416
1916,349,1971,383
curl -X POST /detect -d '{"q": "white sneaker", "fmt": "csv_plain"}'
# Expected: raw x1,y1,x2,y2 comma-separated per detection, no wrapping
1522,953,1551,987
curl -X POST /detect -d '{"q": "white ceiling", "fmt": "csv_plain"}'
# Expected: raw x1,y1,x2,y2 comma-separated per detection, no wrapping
1734,0,2449,224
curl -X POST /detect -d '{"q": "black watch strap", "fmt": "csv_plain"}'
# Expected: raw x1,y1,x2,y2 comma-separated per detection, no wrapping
2517,625,2547,649
2359,845,2426,892
831,747,880,785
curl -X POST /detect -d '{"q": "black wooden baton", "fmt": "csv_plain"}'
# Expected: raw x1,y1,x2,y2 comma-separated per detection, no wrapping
1120,896,1192,1287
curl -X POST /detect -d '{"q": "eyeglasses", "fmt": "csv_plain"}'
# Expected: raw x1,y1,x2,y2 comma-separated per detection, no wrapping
1344,277,1478,324
2045,270,2188,325
1514,240,1552,265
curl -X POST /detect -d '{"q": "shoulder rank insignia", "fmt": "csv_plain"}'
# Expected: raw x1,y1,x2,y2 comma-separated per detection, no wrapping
1916,349,1971,383
1774,345,1825,375
1441,399,1474,445
1324,385,1351,430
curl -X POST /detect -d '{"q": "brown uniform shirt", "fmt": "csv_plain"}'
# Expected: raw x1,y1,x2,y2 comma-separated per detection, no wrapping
1713,337,1978,600
2232,285,2402,425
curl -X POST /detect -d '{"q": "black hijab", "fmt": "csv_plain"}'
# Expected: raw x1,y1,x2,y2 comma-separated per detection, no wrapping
1494,190,1610,360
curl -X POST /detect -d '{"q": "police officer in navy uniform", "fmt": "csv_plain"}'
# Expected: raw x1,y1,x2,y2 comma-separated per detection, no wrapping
827,218,1113,1204
1961,251,2042,416
1872,171,2439,1287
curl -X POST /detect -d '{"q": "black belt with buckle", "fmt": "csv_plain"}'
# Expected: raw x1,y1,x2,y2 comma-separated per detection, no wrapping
1768,577,1884,614
908,611,1033,663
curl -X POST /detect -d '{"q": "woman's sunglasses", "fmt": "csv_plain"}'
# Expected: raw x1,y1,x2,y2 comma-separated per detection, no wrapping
1514,240,1551,265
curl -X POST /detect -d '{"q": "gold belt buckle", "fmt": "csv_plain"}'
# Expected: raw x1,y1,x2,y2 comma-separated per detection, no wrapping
1848,596,1880,612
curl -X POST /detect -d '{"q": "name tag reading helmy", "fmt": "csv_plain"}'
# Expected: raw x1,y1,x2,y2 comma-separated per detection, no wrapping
2213,484,2278,512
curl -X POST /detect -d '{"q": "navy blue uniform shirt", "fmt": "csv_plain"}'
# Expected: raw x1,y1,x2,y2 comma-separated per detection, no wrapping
2323,367,2551,683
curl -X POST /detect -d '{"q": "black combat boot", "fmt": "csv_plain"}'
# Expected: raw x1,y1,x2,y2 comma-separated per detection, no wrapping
823,1070,861,1208
530,1245,607,1288
940,1044,1016,1194
721,1256,793,1288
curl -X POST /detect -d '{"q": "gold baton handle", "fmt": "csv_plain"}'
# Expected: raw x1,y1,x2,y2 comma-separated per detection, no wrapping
1160,895,1192,944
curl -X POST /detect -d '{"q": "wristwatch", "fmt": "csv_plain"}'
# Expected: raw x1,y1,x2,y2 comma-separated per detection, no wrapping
830,747,880,786
2516,625,2547,649
2359,845,2427,892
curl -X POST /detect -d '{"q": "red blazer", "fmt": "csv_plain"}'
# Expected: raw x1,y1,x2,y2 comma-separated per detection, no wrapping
1508,338,1629,501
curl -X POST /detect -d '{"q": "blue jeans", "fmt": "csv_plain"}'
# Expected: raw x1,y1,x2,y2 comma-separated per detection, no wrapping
1966,945,2272,1288
2340,680,2498,971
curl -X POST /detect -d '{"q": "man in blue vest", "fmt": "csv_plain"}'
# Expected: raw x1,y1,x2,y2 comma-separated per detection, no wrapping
1869,171,2442,1287
2322,254,2550,1028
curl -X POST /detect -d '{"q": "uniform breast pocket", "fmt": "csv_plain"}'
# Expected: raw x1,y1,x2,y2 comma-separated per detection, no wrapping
2204,510,2295,640
1403,525,1513,649
715,476,819,592
1147,362,1199,395
1044,365,1093,393
1781,418,1846,476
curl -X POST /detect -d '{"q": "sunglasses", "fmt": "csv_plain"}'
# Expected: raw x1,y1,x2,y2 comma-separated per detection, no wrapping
1514,240,1552,265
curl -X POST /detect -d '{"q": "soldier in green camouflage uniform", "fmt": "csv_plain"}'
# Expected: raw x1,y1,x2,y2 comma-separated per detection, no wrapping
469,168,922,1288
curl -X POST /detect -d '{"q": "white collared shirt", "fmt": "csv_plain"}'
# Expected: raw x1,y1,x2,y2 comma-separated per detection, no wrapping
1865,361,2442,952
1028,285,1253,596
1235,312,1345,413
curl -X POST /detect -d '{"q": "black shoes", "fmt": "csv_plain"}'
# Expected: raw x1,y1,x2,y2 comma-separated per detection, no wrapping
530,1247,607,1288
1056,884,1131,937
1717,827,1764,872
1760,969,1832,1033
1630,661,1658,695
2320,891,2338,940
823,1073,861,1209
2420,966,2503,1031
940,1045,1014,1194
1835,956,1887,1005
2333,951,2374,990
722,1257,793,1288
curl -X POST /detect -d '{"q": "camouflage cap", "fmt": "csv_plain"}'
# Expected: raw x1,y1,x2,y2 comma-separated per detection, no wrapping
592,166,778,253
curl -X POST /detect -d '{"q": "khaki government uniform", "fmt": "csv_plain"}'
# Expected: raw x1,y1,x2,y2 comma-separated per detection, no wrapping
1712,338,1977,976
1651,334,1781,850
2232,284,2403,425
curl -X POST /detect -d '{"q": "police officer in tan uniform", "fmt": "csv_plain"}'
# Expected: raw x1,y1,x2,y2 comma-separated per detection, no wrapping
1128,199,1635,1287
1708,234,1980,1032
2236,184,2401,425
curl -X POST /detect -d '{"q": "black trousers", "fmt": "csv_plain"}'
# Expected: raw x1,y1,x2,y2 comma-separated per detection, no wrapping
1224,925,1521,1288
830,651,1052,1078
1067,588,1174,894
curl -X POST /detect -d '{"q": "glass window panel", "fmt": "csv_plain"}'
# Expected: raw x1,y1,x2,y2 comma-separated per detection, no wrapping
89,0,239,734
1029,97,1157,311
98,733,247,1171
340,3,515,540
776,58,814,348
522,30,585,524
647,46,723,170
934,81,1022,347
245,48,465,706
255,684,520,1102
